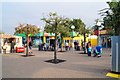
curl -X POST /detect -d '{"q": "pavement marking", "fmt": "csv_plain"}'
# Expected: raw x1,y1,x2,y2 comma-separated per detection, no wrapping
106,72,120,78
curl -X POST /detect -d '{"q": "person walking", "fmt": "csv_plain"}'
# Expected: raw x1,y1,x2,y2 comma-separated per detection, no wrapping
29,41,33,54
10,41,15,53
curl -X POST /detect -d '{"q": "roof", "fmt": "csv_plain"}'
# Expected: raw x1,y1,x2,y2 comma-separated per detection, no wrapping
0,34,21,38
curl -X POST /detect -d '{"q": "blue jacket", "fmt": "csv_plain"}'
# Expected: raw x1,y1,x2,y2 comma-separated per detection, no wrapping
96,46,102,54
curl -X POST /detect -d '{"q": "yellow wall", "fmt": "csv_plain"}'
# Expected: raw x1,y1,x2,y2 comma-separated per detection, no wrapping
63,36,85,46
63,35,98,47
90,39,97,47
43,36,46,43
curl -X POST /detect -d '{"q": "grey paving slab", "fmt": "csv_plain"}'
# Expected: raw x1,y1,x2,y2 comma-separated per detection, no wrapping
2,48,112,78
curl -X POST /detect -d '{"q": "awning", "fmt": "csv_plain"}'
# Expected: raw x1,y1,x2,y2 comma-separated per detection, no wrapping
16,33,38,37
37,32,55,37
0,34,16,38
38,31,44,36
16,33,26,37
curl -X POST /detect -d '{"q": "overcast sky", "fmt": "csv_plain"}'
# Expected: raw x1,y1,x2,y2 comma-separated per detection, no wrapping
1,2,109,34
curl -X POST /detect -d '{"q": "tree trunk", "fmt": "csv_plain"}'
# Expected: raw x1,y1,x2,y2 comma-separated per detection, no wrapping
26,35,29,56
54,22,57,63
60,36,63,52
84,25,86,54
84,33,86,54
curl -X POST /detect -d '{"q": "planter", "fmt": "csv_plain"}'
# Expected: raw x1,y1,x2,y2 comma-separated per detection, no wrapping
111,36,120,73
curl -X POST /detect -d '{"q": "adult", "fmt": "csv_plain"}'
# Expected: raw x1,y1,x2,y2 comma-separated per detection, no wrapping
86,41,91,53
29,41,33,54
65,41,69,51
43,43,46,51
10,41,15,53
2,43,8,53
46,42,49,51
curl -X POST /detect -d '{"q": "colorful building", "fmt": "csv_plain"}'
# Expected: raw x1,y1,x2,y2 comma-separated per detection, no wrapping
0,34,23,53
16,31,56,47
94,28,112,48
63,35,98,47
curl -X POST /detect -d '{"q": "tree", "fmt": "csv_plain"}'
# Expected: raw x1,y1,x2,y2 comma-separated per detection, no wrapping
71,18,90,53
57,18,72,51
100,1,120,36
0,31,4,34
42,12,71,63
14,23,40,56
14,24,40,35
72,19,86,35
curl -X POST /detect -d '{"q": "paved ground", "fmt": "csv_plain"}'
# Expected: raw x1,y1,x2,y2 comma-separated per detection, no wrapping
2,48,112,78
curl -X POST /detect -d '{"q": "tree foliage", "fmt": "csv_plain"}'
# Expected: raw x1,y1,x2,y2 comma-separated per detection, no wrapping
42,12,72,38
14,23,40,56
14,24,40,36
0,31,4,34
72,19,85,34
100,1,120,36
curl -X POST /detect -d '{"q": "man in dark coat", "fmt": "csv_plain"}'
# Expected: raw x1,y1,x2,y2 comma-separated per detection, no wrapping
10,41,15,53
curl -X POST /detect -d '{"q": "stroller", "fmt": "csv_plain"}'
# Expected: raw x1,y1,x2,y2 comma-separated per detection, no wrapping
93,46,102,57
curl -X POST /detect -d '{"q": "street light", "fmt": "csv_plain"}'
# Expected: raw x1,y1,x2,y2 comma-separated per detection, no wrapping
96,21,101,46
71,25,75,50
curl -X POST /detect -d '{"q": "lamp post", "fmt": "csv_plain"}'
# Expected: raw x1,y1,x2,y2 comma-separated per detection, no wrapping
71,25,75,51
96,21,101,46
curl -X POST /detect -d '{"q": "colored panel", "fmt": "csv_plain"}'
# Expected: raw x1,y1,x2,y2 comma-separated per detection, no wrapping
43,36,46,43
16,33,26,37
50,36,55,39
44,33,49,36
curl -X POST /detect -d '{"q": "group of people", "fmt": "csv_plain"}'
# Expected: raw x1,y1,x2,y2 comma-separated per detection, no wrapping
65,41,80,51
82,41,102,57
2,40,16,53
39,41,71,51
39,42,55,51
38,40,102,57
65,41,70,51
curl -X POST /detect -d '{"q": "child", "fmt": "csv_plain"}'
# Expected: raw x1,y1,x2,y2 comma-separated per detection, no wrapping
87,44,92,56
